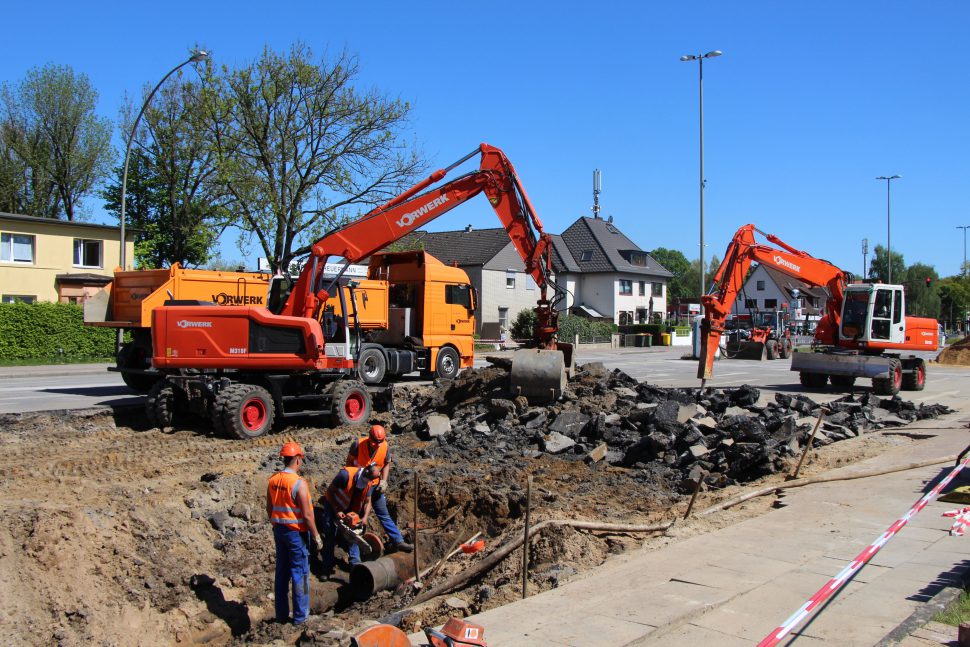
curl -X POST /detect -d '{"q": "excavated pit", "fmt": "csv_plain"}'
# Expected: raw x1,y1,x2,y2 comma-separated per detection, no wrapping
0,364,956,646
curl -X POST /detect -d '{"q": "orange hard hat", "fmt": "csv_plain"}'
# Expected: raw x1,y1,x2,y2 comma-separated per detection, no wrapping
369,425,386,443
280,442,304,458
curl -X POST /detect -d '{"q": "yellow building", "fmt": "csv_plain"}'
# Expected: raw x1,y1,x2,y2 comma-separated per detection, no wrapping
0,212,135,304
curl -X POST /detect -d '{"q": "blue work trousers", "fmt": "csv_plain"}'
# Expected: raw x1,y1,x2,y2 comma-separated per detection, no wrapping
273,524,309,624
371,490,405,545
320,503,361,571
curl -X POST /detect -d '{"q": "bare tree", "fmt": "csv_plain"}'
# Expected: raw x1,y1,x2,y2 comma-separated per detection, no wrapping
204,43,424,272
0,64,112,220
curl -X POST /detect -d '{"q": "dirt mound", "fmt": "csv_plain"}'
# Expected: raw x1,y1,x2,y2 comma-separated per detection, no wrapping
937,335,970,366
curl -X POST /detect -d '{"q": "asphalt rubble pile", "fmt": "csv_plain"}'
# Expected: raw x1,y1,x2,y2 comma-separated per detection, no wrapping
394,362,954,493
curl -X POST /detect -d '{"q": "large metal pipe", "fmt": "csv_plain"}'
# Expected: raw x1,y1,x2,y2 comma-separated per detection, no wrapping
350,552,416,600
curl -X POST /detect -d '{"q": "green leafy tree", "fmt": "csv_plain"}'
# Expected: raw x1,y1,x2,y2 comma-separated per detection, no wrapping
0,63,112,220
868,245,906,284
903,263,940,318
102,71,222,268
203,43,424,273
649,247,692,299
937,276,970,331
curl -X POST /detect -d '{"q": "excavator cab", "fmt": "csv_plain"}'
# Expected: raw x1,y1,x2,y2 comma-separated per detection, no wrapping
839,284,906,346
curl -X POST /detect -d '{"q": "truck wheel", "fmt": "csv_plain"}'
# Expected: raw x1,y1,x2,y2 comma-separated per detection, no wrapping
766,341,777,361
872,359,902,396
332,380,372,427
799,372,827,390
435,347,460,380
146,380,175,429
222,384,275,439
357,347,387,385
902,359,926,391
117,343,160,393
779,339,793,359
830,375,857,389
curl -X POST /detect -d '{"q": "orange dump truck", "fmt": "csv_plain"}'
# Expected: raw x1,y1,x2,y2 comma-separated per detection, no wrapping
84,263,271,391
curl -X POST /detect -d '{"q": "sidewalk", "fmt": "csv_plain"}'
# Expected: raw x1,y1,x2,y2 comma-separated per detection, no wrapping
0,362,112,379
415,411,970,646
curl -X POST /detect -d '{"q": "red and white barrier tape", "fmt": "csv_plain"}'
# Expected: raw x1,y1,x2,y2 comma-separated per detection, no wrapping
942,507,970,536
757,454,970,647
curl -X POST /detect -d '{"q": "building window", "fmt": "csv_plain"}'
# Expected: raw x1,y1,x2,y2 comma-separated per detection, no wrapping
652,282,663,297
764,299,778,309
629,252,646,267
73,239,103,268
506,270,515,289
745,299,757,309
638,281,646,296
498,307,509,330
636,307,647,324
1,233,34,263
2,295,36,304
445,284,471,308
756,280,765,291
619,279,633,295
580,250,593,261
526,275,537,291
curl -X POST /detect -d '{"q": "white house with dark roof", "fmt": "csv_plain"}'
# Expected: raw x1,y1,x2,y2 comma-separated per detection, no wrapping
731,264,830,318
559,217,672,325
397,215,671,334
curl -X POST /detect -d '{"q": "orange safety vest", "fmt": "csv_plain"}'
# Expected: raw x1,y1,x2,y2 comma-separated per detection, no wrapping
325,466,371,514
268,470,309,532
351,438,388,485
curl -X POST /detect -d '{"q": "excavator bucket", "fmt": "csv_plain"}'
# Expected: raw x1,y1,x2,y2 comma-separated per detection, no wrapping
510,346,571,402
723,339,767,361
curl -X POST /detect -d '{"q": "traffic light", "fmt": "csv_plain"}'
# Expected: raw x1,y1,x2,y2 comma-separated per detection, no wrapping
925,277,932,288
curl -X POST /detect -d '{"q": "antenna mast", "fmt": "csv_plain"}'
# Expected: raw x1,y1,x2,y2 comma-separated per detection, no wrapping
592,169,602,219
862,238,869,280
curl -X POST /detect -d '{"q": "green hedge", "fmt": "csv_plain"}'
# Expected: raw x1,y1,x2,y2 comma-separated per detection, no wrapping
510,309,617,341
0,302,118,360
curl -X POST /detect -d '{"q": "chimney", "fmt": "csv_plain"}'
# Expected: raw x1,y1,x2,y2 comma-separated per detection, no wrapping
465,224,473,232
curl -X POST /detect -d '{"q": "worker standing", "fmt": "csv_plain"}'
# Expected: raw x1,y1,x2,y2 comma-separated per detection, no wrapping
346,425,413,553
266,442,323,625
320,463,382,576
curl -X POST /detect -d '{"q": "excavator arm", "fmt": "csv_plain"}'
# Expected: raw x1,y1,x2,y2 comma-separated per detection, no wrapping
697,225,848,381
279,143,565,350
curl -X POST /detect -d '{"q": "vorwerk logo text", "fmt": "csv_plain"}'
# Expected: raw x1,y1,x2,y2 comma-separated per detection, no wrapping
395,195,449,228
176,320,212,329
211,293,263,305
773,255,801,273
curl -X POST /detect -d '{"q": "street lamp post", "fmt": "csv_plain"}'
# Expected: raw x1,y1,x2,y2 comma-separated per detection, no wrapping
875,175,901,283
680,50,722,312
957,225,970,277
119,50,209,272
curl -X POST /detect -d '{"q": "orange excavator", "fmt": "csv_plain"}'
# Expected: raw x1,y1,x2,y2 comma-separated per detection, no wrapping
147,144,572,438
698,225,939,395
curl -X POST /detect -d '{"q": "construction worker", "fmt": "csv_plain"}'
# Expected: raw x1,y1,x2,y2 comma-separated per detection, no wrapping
345,425,413,553
320,463,382,576
266,442,322,625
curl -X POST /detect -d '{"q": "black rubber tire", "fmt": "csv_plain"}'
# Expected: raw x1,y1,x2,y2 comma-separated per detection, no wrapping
209,388,229,437
872,358,903,396
799,372,828,389
357,347,387,385
830,375,857,388
435,346,460,379
146,380,175,429
902,359,926,391
779,339,792,360
222,383,275,440
766,341,777,361
117,343,160,393
331,380,372,427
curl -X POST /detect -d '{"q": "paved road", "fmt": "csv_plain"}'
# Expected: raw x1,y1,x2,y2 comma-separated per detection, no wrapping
0,348,964,414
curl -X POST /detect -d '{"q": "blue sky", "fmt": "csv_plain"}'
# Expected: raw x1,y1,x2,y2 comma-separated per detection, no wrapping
3,2,968,277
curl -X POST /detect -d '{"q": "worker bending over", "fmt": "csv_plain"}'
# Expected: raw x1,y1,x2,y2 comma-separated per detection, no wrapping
345,425,414,553
266,442,323,625
320,463,382,576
